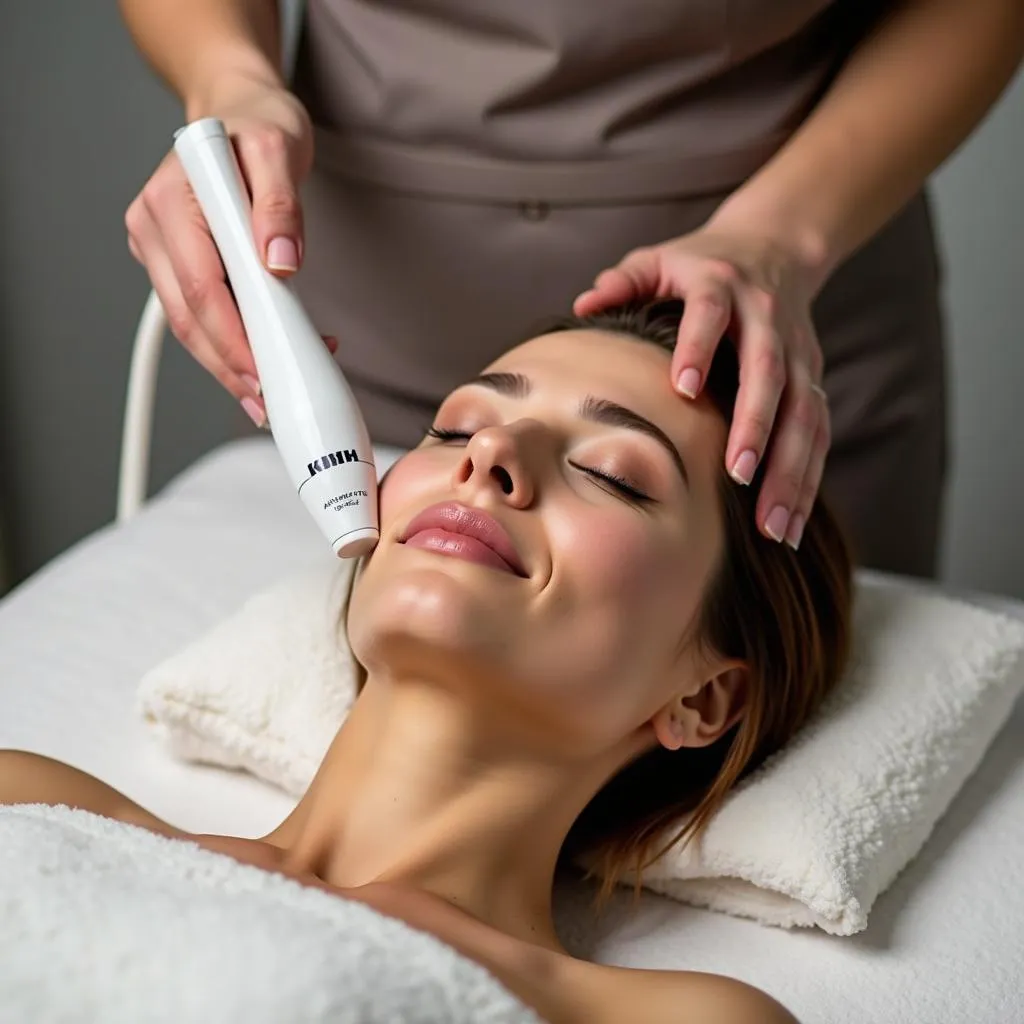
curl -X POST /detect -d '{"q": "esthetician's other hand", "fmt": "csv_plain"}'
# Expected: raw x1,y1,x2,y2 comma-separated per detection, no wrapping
574,219,830,551
125,71,328,426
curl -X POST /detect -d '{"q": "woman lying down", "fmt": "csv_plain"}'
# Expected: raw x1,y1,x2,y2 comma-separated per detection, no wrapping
1,300,852,1024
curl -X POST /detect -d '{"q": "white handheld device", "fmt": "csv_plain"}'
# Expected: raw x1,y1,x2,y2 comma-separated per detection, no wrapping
174,118,379,558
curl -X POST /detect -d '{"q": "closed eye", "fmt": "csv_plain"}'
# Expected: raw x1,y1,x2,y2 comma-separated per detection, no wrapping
427,426,653,503
427,426,473,443
568,462,652,503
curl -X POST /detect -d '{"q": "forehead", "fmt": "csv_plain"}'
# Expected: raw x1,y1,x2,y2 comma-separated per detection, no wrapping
482,328,729,475
487,328,669,386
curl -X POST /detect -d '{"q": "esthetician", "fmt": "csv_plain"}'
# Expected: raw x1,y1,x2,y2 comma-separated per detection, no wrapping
120,0,1024,575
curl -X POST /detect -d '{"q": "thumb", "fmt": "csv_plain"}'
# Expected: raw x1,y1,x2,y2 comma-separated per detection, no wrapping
238,134,305,276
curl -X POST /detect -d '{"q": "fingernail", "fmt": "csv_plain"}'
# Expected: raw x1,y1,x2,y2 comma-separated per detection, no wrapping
242,374,261,397
241,397,266,428
785,513,805,550
677,367,701,398
730,449,758,486
764,505,790,543
266,236,299,272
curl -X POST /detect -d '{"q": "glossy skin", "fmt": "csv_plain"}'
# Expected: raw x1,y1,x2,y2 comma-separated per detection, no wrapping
1,329,798,1024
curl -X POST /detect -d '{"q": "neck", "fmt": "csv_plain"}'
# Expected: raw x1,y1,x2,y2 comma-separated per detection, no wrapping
265,674,631,951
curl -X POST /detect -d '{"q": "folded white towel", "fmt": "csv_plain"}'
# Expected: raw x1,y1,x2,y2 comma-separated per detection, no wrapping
138,565,1024,935
0,803,539,1023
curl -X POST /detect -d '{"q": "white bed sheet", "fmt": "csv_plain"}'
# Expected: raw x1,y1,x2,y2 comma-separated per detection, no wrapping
1,438,1021,1024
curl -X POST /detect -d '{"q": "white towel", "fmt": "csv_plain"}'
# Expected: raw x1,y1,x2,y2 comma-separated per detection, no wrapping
138,565,1024,935
0,803,540,1024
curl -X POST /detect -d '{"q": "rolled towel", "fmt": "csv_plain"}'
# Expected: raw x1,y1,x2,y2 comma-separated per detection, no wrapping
138,565,1024,935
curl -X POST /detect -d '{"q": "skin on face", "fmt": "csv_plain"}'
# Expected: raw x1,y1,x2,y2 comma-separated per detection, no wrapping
347,328,748,763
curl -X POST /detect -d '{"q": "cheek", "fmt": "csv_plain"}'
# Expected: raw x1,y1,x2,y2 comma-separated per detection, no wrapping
378,451,445,534
541,508,691,695
552,507,676,605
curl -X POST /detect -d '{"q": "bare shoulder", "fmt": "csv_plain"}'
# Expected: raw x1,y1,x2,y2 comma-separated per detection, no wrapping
568,960,800,1024
0,749,183,837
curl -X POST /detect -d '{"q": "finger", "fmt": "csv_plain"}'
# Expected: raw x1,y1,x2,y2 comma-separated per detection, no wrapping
669,281,732,398
235,128,304,277
144,162,257,379
784,389,831,550
323,334,339,354
724,303,786,487
130,199,263,416
755,369,823,543
572,248,660,316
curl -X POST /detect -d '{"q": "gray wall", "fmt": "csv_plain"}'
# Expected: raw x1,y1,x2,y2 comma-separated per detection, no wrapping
0,7,1022,597
0,5,245,587
932,72,1024,599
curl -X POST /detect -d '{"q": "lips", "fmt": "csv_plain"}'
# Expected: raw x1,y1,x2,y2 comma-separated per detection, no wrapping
399,502,528,577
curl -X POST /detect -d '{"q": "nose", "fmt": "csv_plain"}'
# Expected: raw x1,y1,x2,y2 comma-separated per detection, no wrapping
453,421,540,508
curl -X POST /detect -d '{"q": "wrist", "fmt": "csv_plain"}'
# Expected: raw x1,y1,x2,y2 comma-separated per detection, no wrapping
183,49,286,120
708,187,838,298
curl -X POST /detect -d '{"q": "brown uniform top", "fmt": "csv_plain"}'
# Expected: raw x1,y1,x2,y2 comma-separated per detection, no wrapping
293,0,872,198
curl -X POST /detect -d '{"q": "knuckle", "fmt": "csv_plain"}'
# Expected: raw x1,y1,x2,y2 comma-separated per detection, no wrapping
693,291,728,322
252,126,289,160
705,259,739,285
790,393,821,432
751,347,786,389
141,175,173,215
259,187,300,219
179,272,215,313
165,305,196,346
751,287,777,320
124,200,144,237
622,245,650,264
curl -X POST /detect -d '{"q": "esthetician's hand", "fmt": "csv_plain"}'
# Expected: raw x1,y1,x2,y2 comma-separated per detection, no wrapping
125,71,330,426
574,221,830,550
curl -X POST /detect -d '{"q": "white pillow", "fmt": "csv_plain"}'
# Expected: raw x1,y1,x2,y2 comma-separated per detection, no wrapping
138,566,1024,935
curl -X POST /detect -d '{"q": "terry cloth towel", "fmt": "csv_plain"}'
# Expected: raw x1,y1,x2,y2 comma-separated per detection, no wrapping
0,803,540,1024
138,563,1024,936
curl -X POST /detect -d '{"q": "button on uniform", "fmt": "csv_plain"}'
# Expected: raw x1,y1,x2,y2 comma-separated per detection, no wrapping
518,200,550,221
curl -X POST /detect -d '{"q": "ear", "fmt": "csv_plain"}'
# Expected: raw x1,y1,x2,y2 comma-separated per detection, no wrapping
651,662,750,752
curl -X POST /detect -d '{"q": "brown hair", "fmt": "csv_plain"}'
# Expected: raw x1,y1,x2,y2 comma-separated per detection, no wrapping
540,299,854,907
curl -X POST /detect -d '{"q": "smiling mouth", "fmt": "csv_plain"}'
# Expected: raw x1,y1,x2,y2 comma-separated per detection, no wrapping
398,503,528,577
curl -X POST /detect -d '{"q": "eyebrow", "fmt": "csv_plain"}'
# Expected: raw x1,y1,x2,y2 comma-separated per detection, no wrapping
469,371,689,486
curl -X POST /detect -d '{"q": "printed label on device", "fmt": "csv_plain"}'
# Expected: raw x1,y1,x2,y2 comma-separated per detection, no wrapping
298,456,378,541
308,449,361,477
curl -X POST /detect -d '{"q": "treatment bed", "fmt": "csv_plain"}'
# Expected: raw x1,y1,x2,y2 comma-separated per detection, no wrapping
0,293,1021,1023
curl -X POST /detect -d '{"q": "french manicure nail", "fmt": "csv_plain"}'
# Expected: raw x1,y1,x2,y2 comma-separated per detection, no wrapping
785,513,805,551
242,374,262,397
266,236,299,272
765,505,790,543
241,397,266,428
730,449,758,486
677,367,701,398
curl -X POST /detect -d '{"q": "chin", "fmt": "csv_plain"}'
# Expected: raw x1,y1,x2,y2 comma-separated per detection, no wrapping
347,560,514,676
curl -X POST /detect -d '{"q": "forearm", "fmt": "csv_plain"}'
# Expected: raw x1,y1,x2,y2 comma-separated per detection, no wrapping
118,0,284,116
711,0,1024,289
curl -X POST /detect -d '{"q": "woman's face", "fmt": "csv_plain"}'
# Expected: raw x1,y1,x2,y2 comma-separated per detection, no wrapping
347,328,730,757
